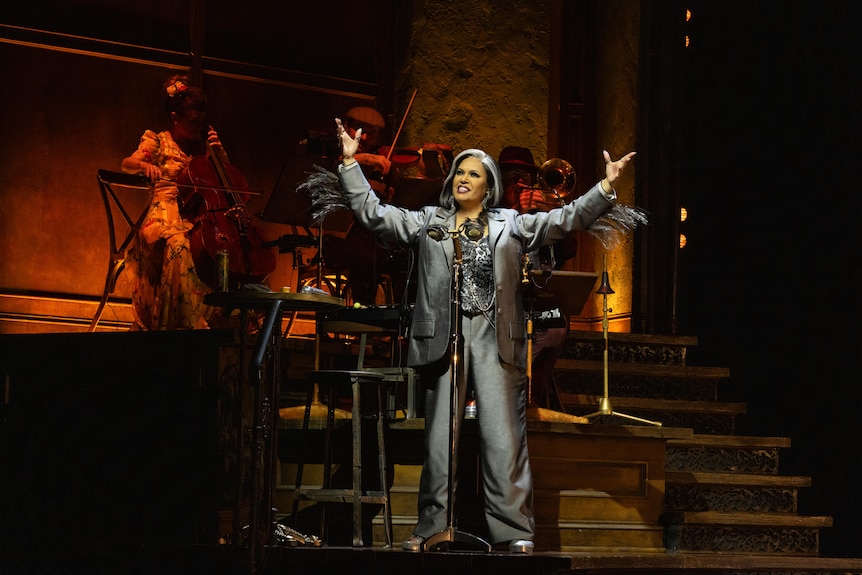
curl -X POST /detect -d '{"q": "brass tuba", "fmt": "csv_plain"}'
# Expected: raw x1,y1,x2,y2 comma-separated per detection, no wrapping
535,158,577,208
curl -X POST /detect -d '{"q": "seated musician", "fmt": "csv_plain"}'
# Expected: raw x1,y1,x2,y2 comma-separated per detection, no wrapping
341,106,392,184
498,146,575,410
121,75,227,330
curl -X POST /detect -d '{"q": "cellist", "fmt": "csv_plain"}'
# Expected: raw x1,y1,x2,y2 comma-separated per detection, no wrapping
121,74,227,330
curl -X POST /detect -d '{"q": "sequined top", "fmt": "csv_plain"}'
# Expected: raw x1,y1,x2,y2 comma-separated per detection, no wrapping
459,234,495,315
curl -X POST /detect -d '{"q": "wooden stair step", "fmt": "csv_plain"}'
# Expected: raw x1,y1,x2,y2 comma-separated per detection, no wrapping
556,359,730,380
568,331,699,347
555,367,724,403
297,488,388,505
563,332,698,367
559,393,747,416
663,511,833,555
557,396,746,434
666,471,812,488
667,433,791,449
666,434,791,475
562,553,862,573
665,471,806,514
664,511,832,529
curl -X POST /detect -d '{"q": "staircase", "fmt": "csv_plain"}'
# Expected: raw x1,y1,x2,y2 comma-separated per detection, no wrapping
554,330,834,557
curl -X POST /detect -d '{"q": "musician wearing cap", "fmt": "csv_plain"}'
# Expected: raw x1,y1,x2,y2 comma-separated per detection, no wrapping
341,106,392,179
327,117,635,554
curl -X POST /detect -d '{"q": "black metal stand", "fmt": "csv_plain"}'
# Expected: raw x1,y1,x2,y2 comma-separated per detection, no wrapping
521,267,598,423
247,300,283,573
204,291,345,574
423,230,491,553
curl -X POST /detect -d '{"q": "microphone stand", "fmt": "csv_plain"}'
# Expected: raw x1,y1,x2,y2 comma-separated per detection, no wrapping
423,226,491,553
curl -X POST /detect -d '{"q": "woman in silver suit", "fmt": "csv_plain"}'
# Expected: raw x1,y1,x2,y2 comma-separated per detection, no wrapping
334,118,635,554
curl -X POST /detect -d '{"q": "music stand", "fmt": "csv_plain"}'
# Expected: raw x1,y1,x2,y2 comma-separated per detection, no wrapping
261,153,350,411
261,152,354,234
523,270,598,423
526,270,599,317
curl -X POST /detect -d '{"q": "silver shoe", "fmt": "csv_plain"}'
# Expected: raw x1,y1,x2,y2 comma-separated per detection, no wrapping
402,534,425,552
508,539,534,554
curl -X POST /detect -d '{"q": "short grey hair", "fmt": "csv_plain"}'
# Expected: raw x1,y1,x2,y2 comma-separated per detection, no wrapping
438,149,504,210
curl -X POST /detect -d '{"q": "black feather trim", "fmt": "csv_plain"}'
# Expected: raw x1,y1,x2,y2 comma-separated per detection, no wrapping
295,165,349,225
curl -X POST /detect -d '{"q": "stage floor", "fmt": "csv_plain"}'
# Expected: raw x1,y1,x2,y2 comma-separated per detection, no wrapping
10,543,862,575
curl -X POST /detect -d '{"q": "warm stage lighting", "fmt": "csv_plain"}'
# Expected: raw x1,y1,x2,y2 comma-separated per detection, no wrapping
679,234,687,249
680,207,688,222
685,9,692,47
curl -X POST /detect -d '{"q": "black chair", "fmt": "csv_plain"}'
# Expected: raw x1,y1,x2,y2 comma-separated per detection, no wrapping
89,169,151,331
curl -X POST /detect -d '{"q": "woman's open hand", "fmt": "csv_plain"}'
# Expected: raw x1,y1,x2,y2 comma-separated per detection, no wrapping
604,149,636,187
335,118,360,165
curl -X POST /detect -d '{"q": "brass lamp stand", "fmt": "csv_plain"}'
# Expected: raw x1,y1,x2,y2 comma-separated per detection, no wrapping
585,255,661,427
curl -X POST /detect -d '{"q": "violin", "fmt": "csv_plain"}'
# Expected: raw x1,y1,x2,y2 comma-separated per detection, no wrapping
177,132,276,290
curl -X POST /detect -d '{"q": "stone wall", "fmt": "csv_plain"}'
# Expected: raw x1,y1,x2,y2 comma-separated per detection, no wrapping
394,0,551,163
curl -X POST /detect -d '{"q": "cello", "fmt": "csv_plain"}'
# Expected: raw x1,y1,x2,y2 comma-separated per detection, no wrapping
177,133,276,290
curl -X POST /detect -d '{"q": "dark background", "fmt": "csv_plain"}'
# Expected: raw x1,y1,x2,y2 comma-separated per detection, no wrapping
678,1,862,556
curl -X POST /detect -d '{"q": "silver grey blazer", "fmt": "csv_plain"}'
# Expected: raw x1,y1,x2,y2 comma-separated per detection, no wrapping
338,162,613,369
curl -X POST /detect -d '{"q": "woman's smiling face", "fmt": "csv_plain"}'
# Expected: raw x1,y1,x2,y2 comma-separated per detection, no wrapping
451,156,488,210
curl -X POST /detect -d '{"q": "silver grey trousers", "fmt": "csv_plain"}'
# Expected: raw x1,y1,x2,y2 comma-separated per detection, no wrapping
413,312,534,544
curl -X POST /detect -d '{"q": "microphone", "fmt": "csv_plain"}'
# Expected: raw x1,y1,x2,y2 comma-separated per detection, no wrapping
428,219,486,242
461,218,485,241
427,224,449,242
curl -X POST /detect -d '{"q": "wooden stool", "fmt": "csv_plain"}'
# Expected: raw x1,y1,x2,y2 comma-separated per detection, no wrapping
292,370,392,547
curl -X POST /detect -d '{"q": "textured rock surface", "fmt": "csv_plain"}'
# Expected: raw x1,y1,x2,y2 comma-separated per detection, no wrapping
395,0,551,162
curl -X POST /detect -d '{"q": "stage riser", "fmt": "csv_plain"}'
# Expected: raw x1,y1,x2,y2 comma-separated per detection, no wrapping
277,425,671,551
537,526,666,553
0,330,234,554
275,331,832,556
0,293,134,333
0,329,836,561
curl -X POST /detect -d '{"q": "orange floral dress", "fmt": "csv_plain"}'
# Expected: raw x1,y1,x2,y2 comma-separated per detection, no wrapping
124,129,213,330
